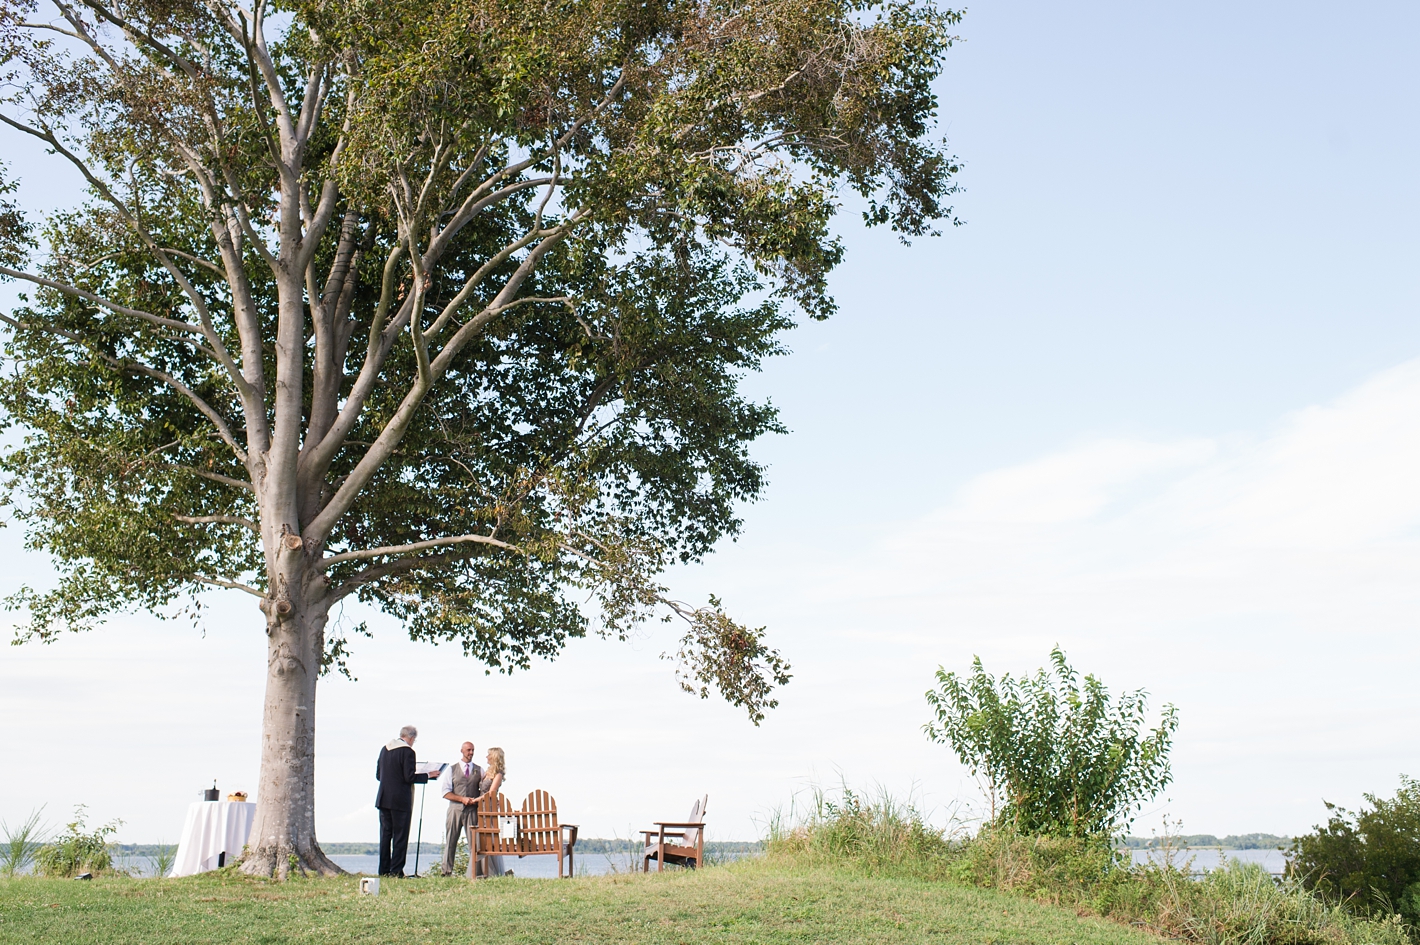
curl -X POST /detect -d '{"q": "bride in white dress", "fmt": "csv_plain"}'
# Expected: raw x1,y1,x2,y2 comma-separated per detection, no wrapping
474,747,507,878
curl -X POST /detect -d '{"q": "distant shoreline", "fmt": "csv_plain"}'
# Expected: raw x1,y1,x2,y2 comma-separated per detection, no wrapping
112,836,1286,856
1116,834,1289,851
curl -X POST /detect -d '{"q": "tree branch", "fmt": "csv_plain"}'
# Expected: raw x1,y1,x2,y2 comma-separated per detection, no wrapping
186,574,265,597
176,466,256,494
321,533,518,570
0,264,209,336
326,550,465,604
175,513,259,533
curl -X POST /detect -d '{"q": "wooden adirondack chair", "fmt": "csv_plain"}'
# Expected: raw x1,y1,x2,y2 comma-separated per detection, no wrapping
641,795,707,872
474,790,579,878
520,789,579,878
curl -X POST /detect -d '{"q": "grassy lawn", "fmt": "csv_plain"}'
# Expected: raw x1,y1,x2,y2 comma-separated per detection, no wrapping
0,858,1159,945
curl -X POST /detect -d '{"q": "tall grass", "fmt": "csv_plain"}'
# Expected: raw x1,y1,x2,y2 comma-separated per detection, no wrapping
765,783,959,878
0,808,49,876
767,784,1411,945
1178,860,1409,945
601,830,644,875
146,842,177,879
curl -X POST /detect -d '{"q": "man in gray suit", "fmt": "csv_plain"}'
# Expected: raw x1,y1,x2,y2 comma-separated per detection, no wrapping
438,741,482,877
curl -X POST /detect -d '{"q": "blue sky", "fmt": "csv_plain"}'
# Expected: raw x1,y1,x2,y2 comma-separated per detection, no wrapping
1,1,1417,845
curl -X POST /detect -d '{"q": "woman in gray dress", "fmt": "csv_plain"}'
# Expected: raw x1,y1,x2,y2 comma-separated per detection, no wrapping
474,747,507,878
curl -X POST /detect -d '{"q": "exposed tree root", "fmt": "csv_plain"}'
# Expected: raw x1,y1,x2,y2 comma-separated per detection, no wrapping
238,841,345,879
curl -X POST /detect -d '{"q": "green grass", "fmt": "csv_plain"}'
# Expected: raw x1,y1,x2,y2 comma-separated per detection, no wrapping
0,856,1160,945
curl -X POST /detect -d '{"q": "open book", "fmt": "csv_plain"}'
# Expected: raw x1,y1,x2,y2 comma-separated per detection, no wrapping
415,762,446,777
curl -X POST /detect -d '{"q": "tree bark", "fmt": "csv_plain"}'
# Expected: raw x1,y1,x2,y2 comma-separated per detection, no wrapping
240,559,343,877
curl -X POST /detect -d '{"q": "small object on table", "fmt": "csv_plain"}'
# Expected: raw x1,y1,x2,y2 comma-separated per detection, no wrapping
226,792,248,802
203,779,220,802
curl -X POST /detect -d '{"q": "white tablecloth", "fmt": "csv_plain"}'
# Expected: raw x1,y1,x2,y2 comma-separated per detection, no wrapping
170,801,256,877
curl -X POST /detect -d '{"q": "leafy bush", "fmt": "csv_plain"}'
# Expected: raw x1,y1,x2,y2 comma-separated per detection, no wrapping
1289,776,1420,929
33,806,121,878
0,807,48,875
924,647,1178,837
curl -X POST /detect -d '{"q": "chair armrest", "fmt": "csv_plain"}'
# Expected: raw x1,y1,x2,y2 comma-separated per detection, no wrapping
652,821,706,828
562,824,579,847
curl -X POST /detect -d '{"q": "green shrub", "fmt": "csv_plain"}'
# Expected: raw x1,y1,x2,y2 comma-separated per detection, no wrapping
1289,777,1420,930
924,648,1178,838
33,806,121,878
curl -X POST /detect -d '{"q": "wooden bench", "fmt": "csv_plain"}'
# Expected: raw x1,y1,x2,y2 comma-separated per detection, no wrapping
475,789,579,878
641,795,707,872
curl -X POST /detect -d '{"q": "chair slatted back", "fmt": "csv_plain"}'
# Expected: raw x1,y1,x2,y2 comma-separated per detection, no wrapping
520,790,561,853
681,796,707,848
477,792,520,855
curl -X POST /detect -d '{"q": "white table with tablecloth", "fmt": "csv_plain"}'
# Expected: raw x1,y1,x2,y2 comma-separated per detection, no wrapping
169,801,256,877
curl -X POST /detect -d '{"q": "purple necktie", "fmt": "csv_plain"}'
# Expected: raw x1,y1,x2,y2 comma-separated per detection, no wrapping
465,763,470,777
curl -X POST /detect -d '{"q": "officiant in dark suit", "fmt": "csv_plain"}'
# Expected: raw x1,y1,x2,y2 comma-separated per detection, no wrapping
375,724,433,877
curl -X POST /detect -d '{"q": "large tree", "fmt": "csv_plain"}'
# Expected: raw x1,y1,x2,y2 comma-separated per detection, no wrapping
0,0,959,875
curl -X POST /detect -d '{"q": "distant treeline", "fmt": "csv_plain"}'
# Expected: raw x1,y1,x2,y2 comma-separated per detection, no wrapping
574,839,762,855
1117,833,1289,850
119,837,1285,856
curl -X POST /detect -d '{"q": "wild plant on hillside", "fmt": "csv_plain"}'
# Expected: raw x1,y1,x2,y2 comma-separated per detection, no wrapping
766,783,961,877
1289,776,1420,930
146,843,177,879
924,648,1178,838
1166,860,1410,945
33,807,121,878
0,808,48,876
956,827,1411,945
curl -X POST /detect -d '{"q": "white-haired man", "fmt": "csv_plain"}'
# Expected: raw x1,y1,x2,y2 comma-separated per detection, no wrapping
375,724,433,877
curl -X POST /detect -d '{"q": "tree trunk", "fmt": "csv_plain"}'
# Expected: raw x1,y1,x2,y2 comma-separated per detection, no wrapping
240,584,343,877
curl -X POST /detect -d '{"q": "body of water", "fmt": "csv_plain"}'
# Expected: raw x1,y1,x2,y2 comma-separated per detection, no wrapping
1129,848,1288,875
22,848,1287,879
330,851,743,877
17,852,647,878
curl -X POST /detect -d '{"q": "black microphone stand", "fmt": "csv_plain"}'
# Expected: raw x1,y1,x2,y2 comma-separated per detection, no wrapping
413,780,428,876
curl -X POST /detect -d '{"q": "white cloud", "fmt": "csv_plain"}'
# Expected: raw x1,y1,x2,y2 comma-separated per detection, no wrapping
941,438,1215,525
